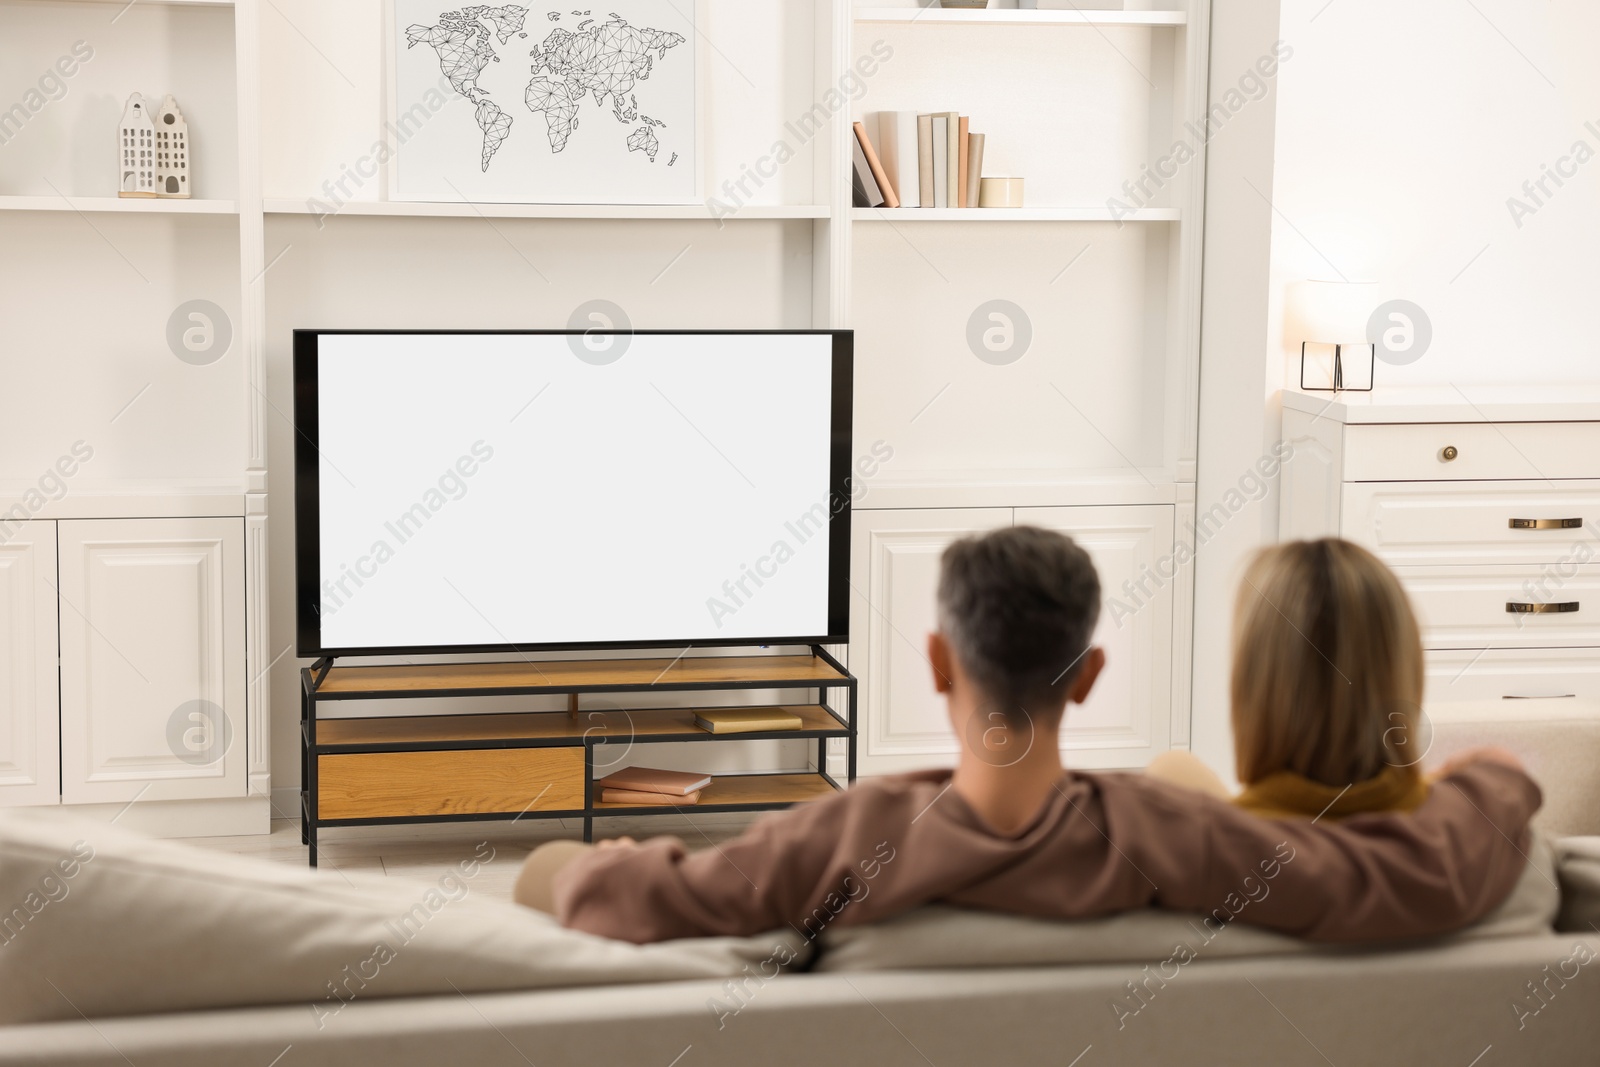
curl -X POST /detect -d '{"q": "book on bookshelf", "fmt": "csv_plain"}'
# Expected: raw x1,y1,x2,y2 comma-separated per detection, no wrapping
966,132,986,208
942,112,962,207
601,787,702,806
596,767,712,796
851,129,885,208
853,121,900,208
930,115,948,208
957,116,970,208
917,113,935,207
875,111,921,209
694,708,806,734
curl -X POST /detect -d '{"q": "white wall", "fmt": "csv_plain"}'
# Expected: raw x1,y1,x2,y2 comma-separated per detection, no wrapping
1193,0,1600,782
1268,0,1600,386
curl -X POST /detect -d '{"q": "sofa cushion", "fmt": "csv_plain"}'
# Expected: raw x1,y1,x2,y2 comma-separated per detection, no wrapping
815,831,1560,972
1555,836,1600,933
0,807,807,1025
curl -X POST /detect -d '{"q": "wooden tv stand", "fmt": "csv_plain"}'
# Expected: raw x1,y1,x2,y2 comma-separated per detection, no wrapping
298,647,856,866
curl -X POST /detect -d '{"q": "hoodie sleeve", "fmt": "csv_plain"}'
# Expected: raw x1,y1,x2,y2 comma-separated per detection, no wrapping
1109,761,1543,943
552,786,861,943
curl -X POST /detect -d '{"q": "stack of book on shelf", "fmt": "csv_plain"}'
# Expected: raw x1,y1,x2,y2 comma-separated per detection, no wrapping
596,767,712,806
693,708,805,734
851,111,987,209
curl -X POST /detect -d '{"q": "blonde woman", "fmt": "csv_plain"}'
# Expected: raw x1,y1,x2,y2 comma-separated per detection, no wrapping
1151,538,1433,817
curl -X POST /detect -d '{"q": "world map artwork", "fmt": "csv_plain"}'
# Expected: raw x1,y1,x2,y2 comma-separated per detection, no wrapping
405,6,686,173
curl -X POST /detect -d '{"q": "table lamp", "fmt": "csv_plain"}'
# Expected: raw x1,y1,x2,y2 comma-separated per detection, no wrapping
1287,280,1379,391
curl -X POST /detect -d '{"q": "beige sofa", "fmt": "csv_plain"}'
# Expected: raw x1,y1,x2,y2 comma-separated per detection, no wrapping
5,726,1599,1067
4,931,1598,1066
4,823,1598,1067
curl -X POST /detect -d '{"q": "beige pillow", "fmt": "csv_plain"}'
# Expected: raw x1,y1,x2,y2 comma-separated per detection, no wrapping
815,906,1305,973
1555,835,1600,933
0,807,807,1025
1469,830,1562,939
816,832,1560,973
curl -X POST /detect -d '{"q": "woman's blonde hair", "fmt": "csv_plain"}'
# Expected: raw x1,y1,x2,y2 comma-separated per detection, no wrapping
1231,538,1425,786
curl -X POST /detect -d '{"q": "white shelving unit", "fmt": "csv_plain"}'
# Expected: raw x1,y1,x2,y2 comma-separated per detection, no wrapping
852,207,1181,222
2,0,1210,825
48,0,233,6
261,199,830,220
0,196,241,214
854,7,1187,26
0,0,269,833
839,0,1209,773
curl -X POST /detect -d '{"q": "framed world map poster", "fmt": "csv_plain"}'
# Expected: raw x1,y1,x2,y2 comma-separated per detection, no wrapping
389,2,700,204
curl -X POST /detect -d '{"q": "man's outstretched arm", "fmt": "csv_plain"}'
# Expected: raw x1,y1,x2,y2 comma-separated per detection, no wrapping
1118,756,1542,943
554,758,1542,944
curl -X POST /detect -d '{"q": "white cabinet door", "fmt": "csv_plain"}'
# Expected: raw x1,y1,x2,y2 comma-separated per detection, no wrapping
58,518,246,804
850,506,1177,776
1020,506,1175,767
0,521,60,806
850,509,1013,776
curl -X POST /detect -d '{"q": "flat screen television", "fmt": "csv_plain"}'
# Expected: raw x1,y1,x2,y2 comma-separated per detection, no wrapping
294,330,852,657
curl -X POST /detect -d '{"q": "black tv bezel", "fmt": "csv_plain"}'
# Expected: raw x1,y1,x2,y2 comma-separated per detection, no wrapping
293,328,854,659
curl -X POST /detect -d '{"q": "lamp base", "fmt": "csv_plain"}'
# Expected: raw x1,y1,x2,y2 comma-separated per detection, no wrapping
1300,341,1375,392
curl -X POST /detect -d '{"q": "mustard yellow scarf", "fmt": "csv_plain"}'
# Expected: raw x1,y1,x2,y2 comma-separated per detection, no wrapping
1233,764,1429,820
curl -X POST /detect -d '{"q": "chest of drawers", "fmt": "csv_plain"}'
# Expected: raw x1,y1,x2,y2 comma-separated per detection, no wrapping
1279,388,1600,707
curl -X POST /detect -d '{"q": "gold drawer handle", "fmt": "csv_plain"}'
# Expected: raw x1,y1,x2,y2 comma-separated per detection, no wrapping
1506,601,1580,614
1440,446,1459,461
1509,518,1583,529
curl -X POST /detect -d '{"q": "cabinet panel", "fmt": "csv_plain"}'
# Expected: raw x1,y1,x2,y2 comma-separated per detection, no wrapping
1344,481,1600,567
1426,647,1600,704
0,522,60,806
1021,506,1175,765
1398,564,1600,651
1280,409,1343,539
850,509,1013,776
850,506,1174,776
1343,422,1600,482
59,518,246,803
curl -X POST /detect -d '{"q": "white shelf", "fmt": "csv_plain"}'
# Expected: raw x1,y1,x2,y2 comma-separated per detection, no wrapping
46,0,234,6
262,200,831,221
855,7,1187,27
0,196,239,215
857,468,1179,510
852,206,1179,222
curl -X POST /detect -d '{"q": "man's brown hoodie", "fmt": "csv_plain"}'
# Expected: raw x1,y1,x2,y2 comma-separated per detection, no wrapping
555,763,1540,945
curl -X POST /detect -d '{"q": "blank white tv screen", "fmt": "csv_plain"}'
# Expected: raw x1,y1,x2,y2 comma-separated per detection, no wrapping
294,331,850,655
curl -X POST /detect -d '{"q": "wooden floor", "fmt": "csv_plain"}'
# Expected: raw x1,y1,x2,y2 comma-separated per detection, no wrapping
182,810,759,900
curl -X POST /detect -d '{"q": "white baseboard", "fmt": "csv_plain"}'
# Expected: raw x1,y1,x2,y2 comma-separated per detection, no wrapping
63,794,272,838
270,786,303,824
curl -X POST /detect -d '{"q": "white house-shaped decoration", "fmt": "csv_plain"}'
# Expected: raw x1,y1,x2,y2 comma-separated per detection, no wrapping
118,93,156,198
154,94,191,199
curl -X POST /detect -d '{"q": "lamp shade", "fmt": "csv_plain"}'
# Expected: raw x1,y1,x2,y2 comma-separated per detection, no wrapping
1287,280,1379,345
